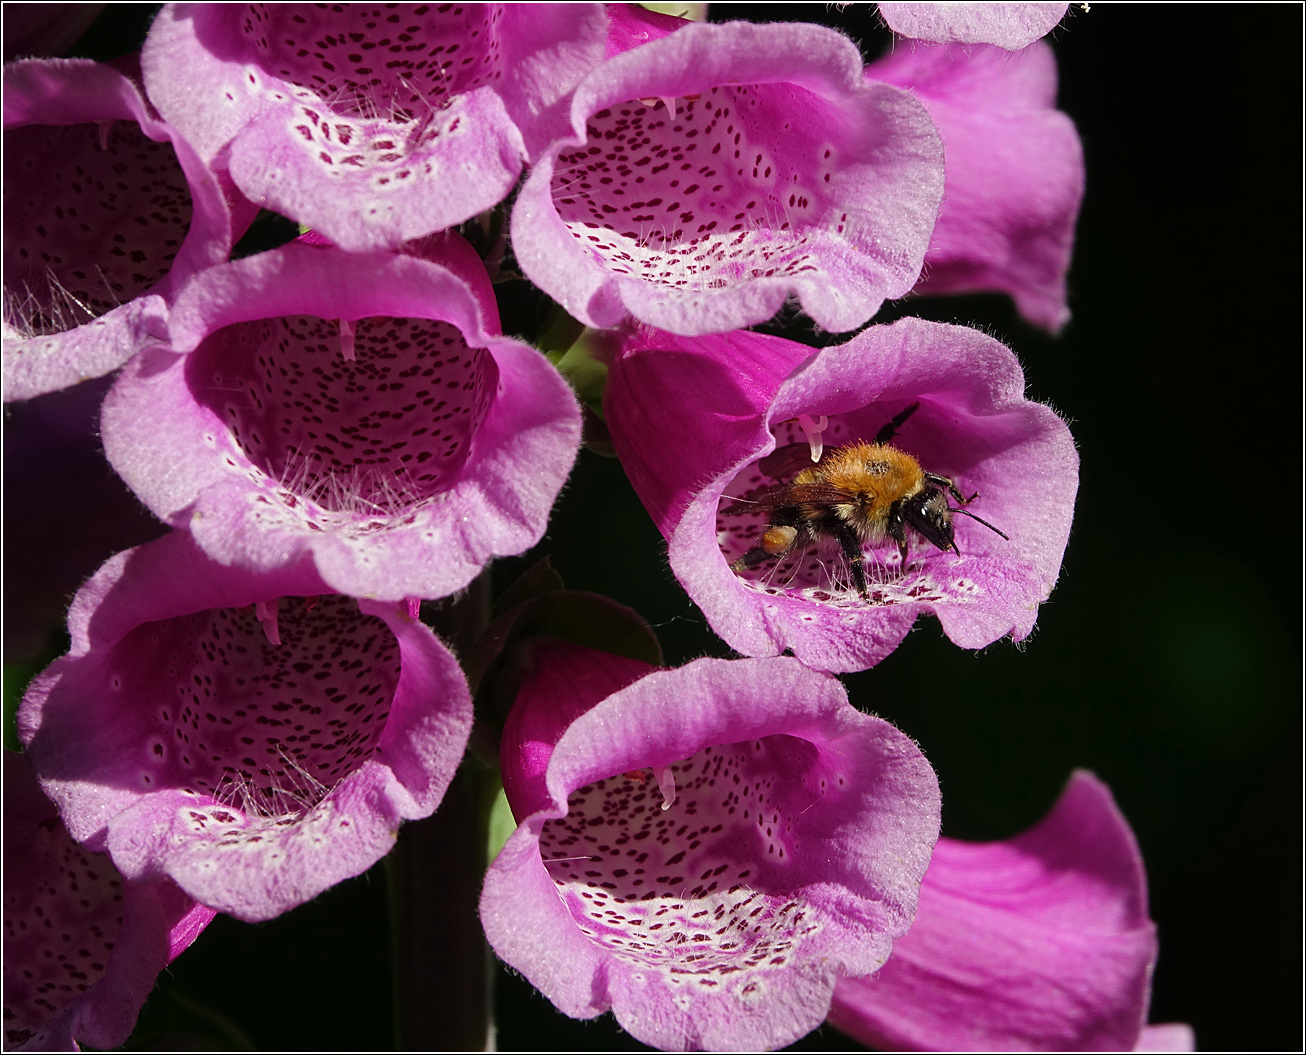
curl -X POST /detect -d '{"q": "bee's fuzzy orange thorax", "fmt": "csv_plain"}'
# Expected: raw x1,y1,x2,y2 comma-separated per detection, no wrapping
796,444,924,500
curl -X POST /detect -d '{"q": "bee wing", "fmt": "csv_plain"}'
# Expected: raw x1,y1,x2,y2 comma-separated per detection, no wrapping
721,482,853,515
757,442,824,480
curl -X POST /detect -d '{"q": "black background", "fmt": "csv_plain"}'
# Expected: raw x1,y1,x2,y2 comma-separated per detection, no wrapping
3,4,1301,1051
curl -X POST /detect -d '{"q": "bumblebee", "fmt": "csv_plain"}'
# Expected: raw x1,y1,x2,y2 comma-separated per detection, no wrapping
724,403,1008,600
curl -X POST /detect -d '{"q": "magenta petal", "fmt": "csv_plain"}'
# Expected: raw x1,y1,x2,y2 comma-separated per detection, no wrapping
605,317,1078,673
879,3,1070,49
603,3,691,57
829,772,1158,1052
100,236,580,601
17,531,473,922
512,20,943,335
141,4,606,250
3,58,246,401
1136,1023,1197,1051
3,751,214,1052
483,642,941,1051
869,41,1084,331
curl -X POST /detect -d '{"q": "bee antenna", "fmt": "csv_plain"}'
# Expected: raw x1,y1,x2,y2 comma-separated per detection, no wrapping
950,507,1010,541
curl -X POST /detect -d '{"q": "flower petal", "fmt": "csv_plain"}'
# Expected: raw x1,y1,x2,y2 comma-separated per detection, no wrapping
3,58,249,400
878,3,1070,50
869,41,1084,331
829,771,1158,1051
1136,1023,1197,1052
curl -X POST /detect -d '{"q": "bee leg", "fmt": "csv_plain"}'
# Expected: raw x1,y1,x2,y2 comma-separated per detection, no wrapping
730,525,798,573
886,504,912,572
834,523,870,600
873,401,920,445
731,548,769,572
926,472,977,507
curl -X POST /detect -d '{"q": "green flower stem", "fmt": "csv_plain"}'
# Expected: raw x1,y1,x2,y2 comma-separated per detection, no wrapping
388,573,496,1050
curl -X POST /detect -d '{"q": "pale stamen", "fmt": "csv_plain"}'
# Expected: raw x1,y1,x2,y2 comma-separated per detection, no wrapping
255,598,281,645
656,765,677,811
797,413,829,462
338,318,356,361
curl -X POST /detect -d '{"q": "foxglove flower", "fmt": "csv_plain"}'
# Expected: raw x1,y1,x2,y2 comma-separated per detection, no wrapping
3,57,251,401
100,233,581,602
482,641,940,1051
829,771,1174,1051
141,3,607,251
604,317,1078,673
17,529,474,922
878,3,1070,50
871,41,1084,331
4,750,215,1052
511,19,944,336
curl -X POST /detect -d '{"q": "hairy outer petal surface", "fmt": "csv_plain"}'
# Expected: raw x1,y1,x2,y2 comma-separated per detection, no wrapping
141,4,606,250
482,642,941,1051
100,235,580,602
4,751,214,1052
604,317,1078,673
3,58,246,401
828,772,1161,1052
512,19,944,336
870,41,1084,331
16,530,473,922
878,3,1070,50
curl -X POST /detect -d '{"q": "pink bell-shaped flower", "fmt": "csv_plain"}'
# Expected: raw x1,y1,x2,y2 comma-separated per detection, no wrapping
3,57,253,401
100,232,581,602
604,316,1078,673
482,640,940,1050
18,530,474,922
4,750,215,1051
140,3,608,250
511,18,944,335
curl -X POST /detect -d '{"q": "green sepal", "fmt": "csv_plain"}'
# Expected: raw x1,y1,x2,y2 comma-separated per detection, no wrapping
544,324,617,418
466,576,663,758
